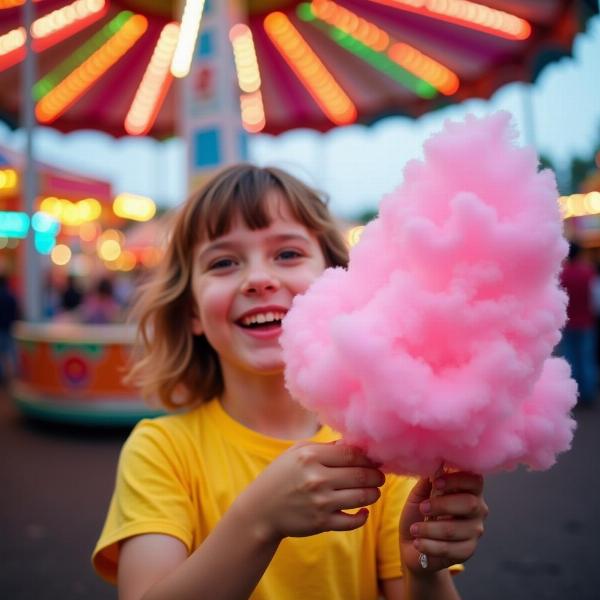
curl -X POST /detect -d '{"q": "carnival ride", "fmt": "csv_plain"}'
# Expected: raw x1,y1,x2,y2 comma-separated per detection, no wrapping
0,0,597,138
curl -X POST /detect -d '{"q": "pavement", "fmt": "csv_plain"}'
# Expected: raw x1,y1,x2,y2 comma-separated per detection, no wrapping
1,385,599,600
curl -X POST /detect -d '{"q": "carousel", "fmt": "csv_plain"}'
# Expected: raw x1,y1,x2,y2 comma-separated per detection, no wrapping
0,1,597,136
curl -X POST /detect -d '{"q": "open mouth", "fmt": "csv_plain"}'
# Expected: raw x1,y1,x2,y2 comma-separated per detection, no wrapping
237,311,286,330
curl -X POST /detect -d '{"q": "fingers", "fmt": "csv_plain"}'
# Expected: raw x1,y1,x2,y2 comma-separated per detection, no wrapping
409,511,485,567
410,517,484,543
328,508,370,532
309,442,379,468
302,468,383,514
405,476,433,506
328,466,386,490
434,472,484,496
326,486,381,512
417,472,486,519
421,492,488,519
405,472,487,569
412,537,478,565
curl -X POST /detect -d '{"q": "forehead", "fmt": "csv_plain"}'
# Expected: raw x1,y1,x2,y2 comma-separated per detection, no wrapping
228,191,298,228
194,191,315,254
199,189,303,240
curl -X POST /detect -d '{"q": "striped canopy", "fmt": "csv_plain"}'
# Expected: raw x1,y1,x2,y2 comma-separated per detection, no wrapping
0,0,597,137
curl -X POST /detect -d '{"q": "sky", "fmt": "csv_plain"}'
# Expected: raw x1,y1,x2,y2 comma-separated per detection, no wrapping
0,6,599,221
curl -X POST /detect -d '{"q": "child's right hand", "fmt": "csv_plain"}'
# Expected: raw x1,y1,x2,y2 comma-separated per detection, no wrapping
232,442,385,543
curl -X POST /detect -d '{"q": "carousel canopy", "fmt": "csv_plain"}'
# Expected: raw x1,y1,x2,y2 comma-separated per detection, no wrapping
0,0,597,137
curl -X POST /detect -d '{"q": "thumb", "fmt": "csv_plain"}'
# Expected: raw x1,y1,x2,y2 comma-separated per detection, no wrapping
399,477,432,539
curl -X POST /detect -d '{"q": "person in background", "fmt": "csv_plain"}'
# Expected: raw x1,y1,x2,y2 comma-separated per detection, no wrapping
113,272,136,312
61,275,83,313
80,277,121,325
559,241,597,407
0,275,20,383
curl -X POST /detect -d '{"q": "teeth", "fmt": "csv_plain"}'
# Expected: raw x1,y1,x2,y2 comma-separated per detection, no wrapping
241,311,285,326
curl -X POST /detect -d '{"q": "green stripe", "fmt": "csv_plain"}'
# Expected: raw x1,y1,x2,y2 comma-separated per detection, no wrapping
297,3,437,99
12,394,164,427
33,11,135,101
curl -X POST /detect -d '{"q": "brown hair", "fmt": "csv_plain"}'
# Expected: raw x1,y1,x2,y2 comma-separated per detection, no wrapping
126,163,349,410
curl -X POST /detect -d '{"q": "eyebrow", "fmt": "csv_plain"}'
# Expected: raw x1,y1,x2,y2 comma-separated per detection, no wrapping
198,233,312,259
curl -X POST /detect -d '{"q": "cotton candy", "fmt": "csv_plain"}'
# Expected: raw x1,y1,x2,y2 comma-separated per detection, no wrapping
281,111,577,477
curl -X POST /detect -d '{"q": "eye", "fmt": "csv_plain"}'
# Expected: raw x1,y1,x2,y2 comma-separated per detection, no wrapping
208,257,237,270
277,249,303,261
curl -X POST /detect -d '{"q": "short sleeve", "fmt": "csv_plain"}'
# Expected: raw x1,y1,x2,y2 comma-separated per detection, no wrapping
377,475,418,580
92,421,196,584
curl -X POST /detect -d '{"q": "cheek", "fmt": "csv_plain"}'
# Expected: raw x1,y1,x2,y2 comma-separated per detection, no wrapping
191,276,228,325
289,278,317,299
294,264,326,293
197,284,235,333
201,289,230,320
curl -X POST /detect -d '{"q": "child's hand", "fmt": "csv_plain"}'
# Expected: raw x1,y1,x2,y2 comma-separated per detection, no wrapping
233,442,385,543
399,472,488,575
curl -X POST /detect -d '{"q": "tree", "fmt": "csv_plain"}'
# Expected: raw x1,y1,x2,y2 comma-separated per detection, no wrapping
570,156,596,193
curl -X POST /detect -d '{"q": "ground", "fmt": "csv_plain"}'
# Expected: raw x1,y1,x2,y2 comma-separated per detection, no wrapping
0,387,598,599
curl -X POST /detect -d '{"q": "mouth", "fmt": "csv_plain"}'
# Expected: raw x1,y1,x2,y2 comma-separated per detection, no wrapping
236,310,286,331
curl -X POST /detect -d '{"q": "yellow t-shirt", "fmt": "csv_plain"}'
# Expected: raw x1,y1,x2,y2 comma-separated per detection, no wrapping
93,398,417,599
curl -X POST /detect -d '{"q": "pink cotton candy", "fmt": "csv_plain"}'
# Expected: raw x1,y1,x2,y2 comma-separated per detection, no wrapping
281,111,577,477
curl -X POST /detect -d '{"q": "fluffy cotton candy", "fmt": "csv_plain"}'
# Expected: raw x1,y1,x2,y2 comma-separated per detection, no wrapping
281,111,577,477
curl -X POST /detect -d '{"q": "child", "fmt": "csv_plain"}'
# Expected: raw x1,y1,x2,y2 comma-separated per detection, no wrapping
92,164,488,600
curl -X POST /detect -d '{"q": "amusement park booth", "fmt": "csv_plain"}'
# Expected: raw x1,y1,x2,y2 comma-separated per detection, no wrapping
0,145,161,425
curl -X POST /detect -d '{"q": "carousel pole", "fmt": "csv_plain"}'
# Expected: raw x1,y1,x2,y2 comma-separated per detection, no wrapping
177,0,247,193
21,0,42,321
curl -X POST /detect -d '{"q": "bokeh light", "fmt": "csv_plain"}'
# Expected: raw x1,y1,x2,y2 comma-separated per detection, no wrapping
50,243,72,266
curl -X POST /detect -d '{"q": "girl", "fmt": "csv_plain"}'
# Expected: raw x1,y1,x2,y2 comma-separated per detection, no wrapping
93,164,488,600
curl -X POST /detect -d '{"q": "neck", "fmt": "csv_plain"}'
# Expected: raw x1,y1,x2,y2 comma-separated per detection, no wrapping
219,367,319,440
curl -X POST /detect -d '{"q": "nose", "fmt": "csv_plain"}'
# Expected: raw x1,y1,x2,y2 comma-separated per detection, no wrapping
240,265,280,295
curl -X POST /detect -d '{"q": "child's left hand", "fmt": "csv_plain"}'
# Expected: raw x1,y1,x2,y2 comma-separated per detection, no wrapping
399,472,488,575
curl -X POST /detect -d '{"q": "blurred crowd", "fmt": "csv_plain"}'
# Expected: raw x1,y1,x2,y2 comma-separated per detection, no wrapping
47,275,129,325
0,271,140,384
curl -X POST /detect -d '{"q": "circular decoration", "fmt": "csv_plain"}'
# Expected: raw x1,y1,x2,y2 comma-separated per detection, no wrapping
62,355,90,387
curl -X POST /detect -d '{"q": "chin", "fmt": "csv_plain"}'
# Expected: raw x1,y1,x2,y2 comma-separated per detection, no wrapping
248,360,285,376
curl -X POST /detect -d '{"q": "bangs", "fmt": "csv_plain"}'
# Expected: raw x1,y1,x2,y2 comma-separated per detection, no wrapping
202,173,275,241
190,165,330,245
